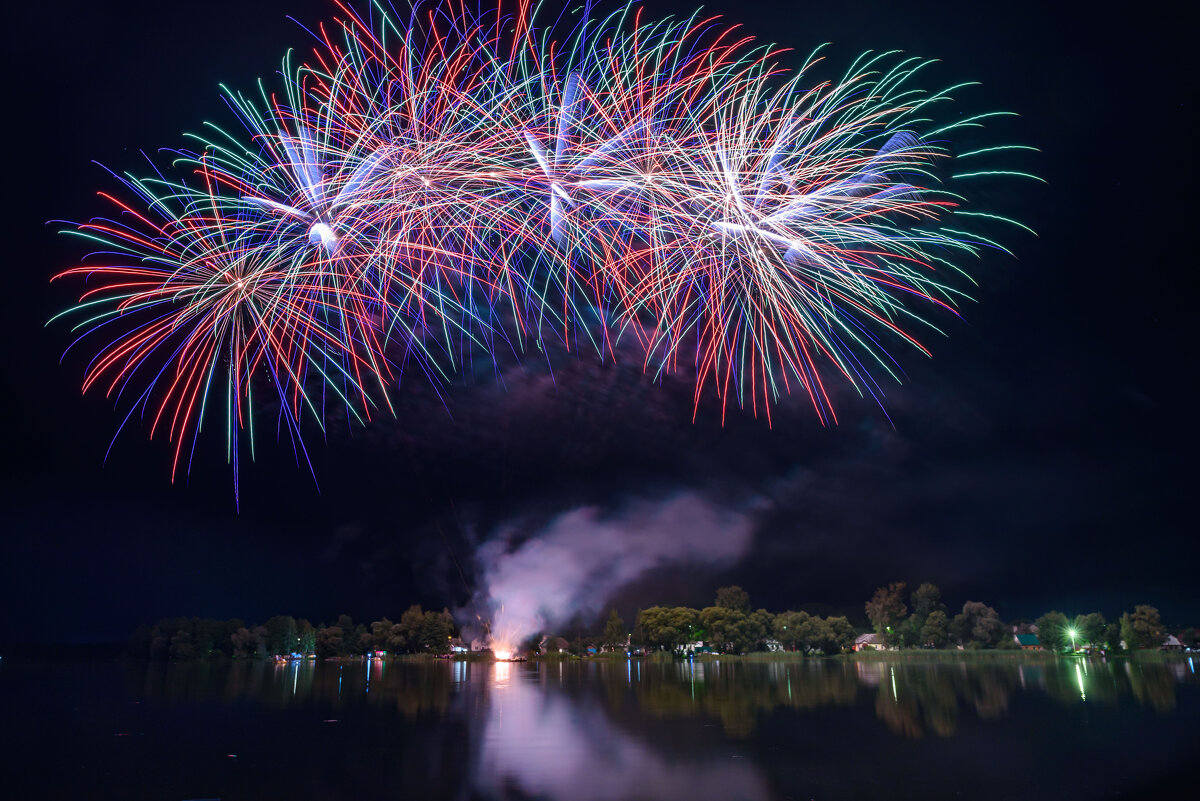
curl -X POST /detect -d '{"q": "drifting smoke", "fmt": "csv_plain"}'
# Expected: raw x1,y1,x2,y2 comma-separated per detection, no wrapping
471,493,758,651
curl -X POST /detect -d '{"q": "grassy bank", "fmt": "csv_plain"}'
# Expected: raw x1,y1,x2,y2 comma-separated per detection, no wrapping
1125,649,1195,662
686,652,808,662
847,649,1058,663
431,649,1194,664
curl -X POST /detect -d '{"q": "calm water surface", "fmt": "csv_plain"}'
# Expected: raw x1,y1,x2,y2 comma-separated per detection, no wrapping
1,656,1196,800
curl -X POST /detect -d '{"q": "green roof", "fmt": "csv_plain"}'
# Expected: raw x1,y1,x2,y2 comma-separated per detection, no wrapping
1016,634,1040,646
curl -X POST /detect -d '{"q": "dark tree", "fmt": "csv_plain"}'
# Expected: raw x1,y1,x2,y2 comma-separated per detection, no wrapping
715,586,751,614
297,619,316,655
910,583,945,620
1121,605,1164,649
865,583,908,643
1180,628,1199,649
773,611,811,651
396,605,425,652
920,610,949,649
823,616,858,654
1035,611,1068,652
169,624,196,660
747,609,776,651
900,583,945,646
1104,621,1123,652
637,606,697,651
701,606,746,652
316,625,343,658
264,615,298,655
602,609,626,649
632,613,647,649
231,626,254,658
391,605,455,653
1074,612,1107,648
419,609,456,654
953,601,1004,648
192,618,220,657
370,618,396,650
216,619,243,657
350,624,370,655
635,607,671,649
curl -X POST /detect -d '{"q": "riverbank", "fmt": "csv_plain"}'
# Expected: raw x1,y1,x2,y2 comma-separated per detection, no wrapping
8,645,1189,666
527,649,1195,664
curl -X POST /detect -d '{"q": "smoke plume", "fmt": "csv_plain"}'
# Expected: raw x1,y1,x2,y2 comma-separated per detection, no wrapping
471,493,757,650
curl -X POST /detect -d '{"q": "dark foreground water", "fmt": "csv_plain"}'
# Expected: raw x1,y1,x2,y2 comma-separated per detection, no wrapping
1,655,1196,800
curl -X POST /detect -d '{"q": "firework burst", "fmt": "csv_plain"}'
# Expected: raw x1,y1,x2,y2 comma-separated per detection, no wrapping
54,0,1036,494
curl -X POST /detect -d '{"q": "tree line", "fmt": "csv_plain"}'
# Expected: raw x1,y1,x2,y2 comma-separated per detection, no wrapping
128,606,456,660
128,585,1195,660
626,584,1193,655
629,586,859,654
863,582,1183,653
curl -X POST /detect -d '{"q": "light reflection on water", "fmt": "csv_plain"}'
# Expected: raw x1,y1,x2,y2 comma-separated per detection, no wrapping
4,655,1197,800
477,660,769,800
140,654,1199,732
136,655,1199,731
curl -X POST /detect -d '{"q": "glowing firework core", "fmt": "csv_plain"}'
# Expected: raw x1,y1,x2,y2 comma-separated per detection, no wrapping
307,222,336,248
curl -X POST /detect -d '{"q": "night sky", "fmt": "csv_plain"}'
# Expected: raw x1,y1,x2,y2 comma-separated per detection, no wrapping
3,0,1193,644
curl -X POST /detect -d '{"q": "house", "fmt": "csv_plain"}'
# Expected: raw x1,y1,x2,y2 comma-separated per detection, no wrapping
539,636,570,655
601,635,631,653
1014,633,1041,651
854,633,885,652
1162,635,1183,651
449,638,469,654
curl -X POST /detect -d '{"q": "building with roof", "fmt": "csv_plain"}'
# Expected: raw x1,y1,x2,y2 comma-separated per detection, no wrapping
1014,633,1042,651
854,632,885,652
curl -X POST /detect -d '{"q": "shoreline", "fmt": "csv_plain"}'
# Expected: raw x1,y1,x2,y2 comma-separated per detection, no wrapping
5,646,1191,665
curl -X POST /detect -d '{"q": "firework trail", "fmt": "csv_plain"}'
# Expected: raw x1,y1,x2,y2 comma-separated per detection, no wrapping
53,0,1036,495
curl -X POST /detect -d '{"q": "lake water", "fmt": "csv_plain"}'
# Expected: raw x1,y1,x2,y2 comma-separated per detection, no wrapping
1,655,1195,799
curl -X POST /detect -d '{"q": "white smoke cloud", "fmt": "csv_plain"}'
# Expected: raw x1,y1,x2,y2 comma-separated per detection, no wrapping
472,493,758,649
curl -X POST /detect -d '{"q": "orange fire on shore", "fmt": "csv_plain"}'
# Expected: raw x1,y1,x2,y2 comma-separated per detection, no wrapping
490,638,516,661
485,613,523,661
487,622,519,661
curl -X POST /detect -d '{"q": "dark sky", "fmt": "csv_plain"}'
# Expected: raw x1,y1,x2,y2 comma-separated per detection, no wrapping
3,0,1193,643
